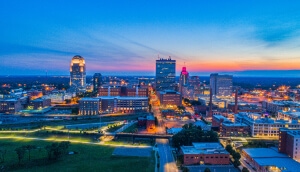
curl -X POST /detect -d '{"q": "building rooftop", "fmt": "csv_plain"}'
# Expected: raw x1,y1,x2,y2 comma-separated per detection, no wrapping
244,148,300,172
146,115,155,120
181,142,228,155
222,123,248,127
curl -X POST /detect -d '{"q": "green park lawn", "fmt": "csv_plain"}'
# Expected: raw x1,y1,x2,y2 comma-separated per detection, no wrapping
0,138,155,172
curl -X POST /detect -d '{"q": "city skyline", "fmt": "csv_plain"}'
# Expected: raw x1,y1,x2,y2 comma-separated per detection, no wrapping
1,1,300,77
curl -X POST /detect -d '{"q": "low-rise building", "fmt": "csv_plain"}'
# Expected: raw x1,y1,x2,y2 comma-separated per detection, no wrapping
29,98,51,110
242,148,300,172
262,100,300,113
79,96,148,115
279,128,300,162
0,99,22,114
180,142,230,165
161,109,176,119
220,123,250,137
157,90,181,106
235,112,300,137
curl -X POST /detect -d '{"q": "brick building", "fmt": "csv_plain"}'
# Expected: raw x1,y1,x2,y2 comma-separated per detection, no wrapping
180,142,230,165
279,128,300,162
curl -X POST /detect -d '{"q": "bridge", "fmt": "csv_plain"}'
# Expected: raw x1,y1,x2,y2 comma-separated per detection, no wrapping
115,133,173,139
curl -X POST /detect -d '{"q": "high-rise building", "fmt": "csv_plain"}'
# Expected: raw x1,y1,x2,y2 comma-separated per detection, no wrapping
155,57,176,91
210,73,233,96
189,76,201,95
179,66,189,94
70,55,86,91
93,73,102,92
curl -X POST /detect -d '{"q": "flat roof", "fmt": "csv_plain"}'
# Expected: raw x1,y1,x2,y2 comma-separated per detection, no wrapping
243,148,287,158
244,148,300,172
222,123,248,127
254,157,300,172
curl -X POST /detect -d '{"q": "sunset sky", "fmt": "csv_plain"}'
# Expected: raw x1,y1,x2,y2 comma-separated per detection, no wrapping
1,1,300,76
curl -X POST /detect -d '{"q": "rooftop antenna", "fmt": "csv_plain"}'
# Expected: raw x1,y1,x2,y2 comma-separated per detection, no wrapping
157,54,160,59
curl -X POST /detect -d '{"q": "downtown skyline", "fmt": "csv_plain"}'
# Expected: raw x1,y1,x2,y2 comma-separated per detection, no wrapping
1,1,300,77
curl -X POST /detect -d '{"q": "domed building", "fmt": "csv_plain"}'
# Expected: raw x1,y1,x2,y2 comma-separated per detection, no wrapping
70,55,86,91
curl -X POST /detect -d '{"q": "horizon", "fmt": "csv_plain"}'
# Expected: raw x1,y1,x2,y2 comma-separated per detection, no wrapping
1,1,300,76
1,69,300,78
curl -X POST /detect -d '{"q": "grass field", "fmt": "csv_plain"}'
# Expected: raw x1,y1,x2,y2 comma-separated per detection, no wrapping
0,138,155,172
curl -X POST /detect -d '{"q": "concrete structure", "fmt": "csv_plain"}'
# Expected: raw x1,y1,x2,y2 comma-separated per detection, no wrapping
189,76,201,95
179,66,189,95
279,128,300,162
157,90,181,106
93,73,102,92
98,86,148,97
29,98,51,110
220,123,250,137
180,142,230,165
242,148,300,172
161,109,176,119
137,115,156,132
210,73,233,97
79,96,148,115
235,112,300,137
155,57,176,91
278,108,300,122
262,100,300,113
70,55,86,92
228,102,261,113
146,115,155,132
0,99,22,114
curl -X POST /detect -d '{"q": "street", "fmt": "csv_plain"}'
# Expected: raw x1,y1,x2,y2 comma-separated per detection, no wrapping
156,139,178,172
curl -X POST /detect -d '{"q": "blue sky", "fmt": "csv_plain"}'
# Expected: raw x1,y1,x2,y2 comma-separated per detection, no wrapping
1,1,300,76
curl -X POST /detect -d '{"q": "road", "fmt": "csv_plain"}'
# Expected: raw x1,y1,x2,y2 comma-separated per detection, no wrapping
156,139,178,172
152,105,178,172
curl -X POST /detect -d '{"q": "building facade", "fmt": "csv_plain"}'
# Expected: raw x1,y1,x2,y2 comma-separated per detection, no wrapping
235,112,300,137
70,55,86,91
155,57,176,91
157,90,181,106
93,73,102,92
79,96,148,115
279,128,300,162
180,142,230,165
210,73,233,97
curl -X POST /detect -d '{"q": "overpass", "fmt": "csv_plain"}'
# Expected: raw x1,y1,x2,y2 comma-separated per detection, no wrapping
115,133,173,139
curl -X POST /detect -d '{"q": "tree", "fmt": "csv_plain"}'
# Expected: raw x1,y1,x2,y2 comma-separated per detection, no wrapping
0,149,6,163
204,168,211,172
15,147,26,165
182,166,189,172
242,167,250,172
225,145,234,154
24,145,36,161
233,160,241,167
172,123,218,149
232,151,241,161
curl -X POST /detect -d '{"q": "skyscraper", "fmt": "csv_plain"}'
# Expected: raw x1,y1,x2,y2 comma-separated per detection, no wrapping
70,55,86,91
155,57,176,91
179,66,189,94
210,73,233,96
93,73,102,92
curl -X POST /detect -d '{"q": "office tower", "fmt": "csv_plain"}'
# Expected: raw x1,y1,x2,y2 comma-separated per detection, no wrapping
179,66,189,94
189,76,201,95
70,55,86,91
210,73,233,96
93,73,102,92
155,57,176,91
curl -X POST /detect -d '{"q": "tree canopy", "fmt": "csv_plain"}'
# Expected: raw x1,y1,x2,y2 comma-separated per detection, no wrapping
172,123,218,149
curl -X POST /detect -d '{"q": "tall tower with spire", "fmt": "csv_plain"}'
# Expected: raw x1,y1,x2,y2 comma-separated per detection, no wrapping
179,65,189,95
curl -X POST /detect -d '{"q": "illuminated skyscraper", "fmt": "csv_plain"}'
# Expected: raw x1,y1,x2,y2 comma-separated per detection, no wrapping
155,57,176,91
210,73,232,96
70,55,86,91
93,73,102,92
179,66,189,94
